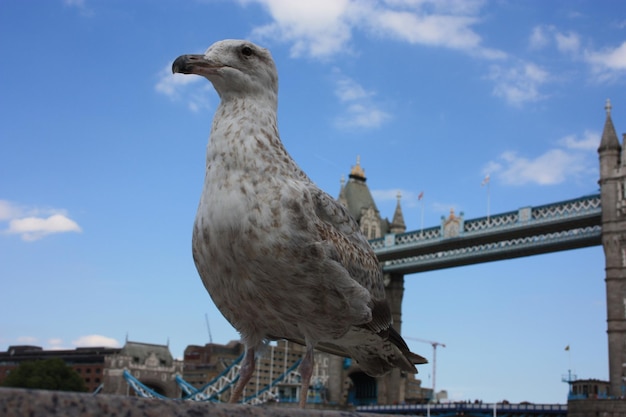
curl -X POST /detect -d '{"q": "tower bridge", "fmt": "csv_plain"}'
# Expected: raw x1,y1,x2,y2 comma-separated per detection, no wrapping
361,100,625,406
372,194,601,274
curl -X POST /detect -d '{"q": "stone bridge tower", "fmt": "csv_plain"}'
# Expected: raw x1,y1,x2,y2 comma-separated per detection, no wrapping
337,157,430,404
598,99,626,397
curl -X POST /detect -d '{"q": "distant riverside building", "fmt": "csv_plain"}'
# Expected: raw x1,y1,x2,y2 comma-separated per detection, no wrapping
0,341,182,398
569,379,610,400
183,340,244,389
183,340,324,403
103,341,182,398
0,345,120,393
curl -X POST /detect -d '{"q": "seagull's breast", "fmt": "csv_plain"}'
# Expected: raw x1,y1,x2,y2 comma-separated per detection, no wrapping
191,164,314,337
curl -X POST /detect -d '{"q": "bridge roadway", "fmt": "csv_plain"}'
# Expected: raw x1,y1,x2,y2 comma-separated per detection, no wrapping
357,402,567,417
371,194,601,274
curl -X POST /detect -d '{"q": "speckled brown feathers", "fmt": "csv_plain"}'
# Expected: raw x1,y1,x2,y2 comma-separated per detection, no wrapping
173,39,426,406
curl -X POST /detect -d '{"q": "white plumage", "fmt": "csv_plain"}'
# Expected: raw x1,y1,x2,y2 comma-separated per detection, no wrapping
172,39,426,407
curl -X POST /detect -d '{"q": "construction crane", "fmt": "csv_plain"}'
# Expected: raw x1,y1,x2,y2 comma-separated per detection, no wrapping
405,337,446,398
205,313,213,344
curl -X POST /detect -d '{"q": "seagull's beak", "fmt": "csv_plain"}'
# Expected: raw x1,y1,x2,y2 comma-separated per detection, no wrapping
172,54,222,75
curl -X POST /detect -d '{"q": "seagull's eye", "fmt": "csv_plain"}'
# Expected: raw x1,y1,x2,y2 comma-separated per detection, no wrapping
241,46,253,57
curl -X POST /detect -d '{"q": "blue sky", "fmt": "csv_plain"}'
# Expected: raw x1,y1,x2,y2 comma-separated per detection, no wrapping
1,0,624,404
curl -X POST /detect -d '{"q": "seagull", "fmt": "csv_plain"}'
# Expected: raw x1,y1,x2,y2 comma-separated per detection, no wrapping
172,39,426,408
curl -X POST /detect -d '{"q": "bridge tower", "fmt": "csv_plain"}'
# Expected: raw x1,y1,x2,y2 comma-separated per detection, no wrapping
598,99,626,397
338,157,426,404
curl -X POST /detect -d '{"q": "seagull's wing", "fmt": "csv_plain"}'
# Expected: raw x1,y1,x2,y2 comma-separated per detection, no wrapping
312,188,383,295
311,188,391,334
310,188,429,371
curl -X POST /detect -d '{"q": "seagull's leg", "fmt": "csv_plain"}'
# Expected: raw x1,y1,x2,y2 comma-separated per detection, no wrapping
298,345,314,408
230,347,255,404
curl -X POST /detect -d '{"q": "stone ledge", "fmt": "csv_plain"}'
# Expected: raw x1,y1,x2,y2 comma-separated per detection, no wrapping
0,388,389,417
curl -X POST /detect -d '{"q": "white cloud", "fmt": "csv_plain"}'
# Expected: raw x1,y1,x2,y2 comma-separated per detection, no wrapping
16,336,39,345
336,103,391,129
529,25,550,50
64,0,85,7
488,61,549,106
585,41,626,81
526,25,625,83
558,130,600,151
155,69,200,98
497,149,583,185
47,338,67,350
12,335,121,350
72,335,121,348
483,131,598,186
8,215,82,241
0,200,22,221
373,11,480,48
241,0,502,59
155,64,213,113
383,0,486,15
63,0,94,17
555,31,581,55
335,76,372,102
529,25,581,55
333,73,390,129
0,200,82,241
247,0,352,58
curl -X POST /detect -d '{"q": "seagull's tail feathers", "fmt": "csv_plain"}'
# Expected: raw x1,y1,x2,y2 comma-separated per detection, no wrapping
387,326,428,367
343,326,427,377
345,344,422,377
275,329,427,377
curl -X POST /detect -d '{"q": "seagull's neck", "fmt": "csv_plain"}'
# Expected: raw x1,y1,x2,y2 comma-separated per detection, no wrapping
207,96,305,179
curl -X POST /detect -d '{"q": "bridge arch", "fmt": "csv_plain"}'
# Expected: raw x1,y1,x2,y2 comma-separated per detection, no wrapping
348,371,378,405
135,379,167,397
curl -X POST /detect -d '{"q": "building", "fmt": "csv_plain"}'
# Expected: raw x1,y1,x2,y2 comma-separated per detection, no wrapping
569,379,610,400
183,340,243,389
103,341,182,398
182,340,327,403
0,340,182,398
0,345,120,393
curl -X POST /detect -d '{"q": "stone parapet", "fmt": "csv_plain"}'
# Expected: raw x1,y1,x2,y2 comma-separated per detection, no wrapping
0,388,391,417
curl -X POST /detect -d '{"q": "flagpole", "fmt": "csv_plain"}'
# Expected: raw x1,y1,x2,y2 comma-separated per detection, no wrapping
419,191,424,237
487,180,491,224
567,344,571,373
482,175,491,223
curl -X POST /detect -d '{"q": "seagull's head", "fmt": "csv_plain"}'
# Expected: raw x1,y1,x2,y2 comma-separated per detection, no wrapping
172,39,278,101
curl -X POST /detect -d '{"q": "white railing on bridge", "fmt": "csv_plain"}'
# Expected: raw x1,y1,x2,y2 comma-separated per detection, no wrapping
383,226,601,270
357,402,567,415
370,194,601,250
